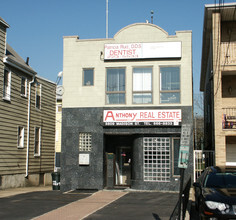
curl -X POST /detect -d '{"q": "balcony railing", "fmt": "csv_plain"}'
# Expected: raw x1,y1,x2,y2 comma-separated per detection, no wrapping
221,42,236,65
222,108,236,129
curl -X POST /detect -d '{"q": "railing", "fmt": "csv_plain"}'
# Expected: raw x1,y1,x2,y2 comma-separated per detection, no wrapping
193,150,215,182
221,42,236,65
222,108,236,129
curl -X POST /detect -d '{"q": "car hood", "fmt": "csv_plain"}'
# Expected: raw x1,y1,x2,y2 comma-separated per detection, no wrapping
203,187,236,204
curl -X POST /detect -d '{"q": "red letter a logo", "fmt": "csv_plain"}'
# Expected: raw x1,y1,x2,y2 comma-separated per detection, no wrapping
105,111,115,121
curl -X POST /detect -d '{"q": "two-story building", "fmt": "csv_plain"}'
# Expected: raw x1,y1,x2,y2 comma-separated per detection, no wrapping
61,23,193,192
200,3,236,167
0,17,56,189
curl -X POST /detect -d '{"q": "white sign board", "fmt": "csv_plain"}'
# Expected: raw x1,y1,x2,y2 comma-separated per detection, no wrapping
178,146,189,169
178,124,192,169
104,42,182,60
79,154,90,165
103,109,181,126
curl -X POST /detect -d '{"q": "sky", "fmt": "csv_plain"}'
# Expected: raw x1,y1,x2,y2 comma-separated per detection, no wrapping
0,0,234,94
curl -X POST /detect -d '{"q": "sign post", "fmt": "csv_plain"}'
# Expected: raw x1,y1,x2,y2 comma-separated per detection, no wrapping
178,124,191,220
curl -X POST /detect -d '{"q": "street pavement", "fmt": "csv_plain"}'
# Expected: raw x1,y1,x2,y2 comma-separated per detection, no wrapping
0,186,192,220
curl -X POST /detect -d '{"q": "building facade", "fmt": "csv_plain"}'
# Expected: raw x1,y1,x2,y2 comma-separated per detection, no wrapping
55,86,63,171
200,3,236,167
0,17,56,189
62,23,193,192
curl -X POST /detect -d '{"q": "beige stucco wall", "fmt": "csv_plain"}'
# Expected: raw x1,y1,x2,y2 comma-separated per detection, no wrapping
63,23,192,108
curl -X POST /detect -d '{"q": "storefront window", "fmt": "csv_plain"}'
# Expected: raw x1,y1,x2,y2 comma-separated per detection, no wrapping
160,66,180,103
173,138,180,176
143,137,170,182
106,68,125,104
133,67,152,104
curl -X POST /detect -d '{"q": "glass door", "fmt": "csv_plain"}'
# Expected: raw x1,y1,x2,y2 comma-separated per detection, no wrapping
115,146,131,186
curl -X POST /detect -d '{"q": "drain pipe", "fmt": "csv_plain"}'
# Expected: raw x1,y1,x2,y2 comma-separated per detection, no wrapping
25,76,35,178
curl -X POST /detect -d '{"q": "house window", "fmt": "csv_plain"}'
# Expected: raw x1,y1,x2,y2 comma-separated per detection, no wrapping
3,69,11,101
133,67,152,104
35,83,41,109
83,68,94,86
34,127,41,156
17,126,24,148
160,66,180,103
143,137,170,182
226,136,236,166
79,133,92,151
173,138,180,176
106,68,125,104
57,104,62,113
21,77,27,97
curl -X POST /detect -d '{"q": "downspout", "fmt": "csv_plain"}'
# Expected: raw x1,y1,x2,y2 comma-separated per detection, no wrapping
26,76,35,178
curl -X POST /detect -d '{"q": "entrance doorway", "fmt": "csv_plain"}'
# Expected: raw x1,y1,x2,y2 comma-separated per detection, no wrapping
115,146,131,186
104,135,133,188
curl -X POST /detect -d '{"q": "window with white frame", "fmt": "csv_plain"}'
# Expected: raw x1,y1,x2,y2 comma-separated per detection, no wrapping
79,133,92,151
133,67,152,104
143,137,170,182
3,69,11,101
35,83,41,109
106,68,125,104
21,77,27,97
173,138,180,176
34,127,41,156
160,66,180,104
17,126,24,148
83,68,94,86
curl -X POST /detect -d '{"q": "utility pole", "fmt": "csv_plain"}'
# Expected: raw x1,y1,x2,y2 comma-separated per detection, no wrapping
106,0,109,38
151,10,154,24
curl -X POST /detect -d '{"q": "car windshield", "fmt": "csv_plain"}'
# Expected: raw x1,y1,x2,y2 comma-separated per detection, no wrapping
204,172,236,188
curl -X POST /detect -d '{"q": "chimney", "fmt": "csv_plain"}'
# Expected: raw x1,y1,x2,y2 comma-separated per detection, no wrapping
26,57,29,65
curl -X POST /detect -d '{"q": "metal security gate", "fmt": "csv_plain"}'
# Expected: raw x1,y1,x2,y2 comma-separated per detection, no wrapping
194,150,215,182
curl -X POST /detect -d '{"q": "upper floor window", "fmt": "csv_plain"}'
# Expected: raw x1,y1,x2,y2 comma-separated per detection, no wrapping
35,83,41,109
17,126,24,148
3,69,11,101
83,68,94,86
21,77,27,97
106,68,125,104
133,67,152,104
160,66,180,104
34,127,41,156
57,104,62,113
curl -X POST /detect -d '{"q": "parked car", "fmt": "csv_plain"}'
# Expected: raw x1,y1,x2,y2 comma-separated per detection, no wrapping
193,166,236,219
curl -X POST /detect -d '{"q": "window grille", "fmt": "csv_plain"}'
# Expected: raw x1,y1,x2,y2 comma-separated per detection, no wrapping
143,137,170,182
79,133,92,151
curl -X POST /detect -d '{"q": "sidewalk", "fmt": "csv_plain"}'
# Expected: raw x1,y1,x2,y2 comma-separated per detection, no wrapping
0,186,52,198
34,190,127,220
0,187,189,220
